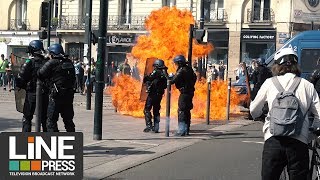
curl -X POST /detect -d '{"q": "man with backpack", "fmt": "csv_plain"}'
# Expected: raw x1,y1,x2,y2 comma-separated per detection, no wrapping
250,47,320,180
142,59,167,133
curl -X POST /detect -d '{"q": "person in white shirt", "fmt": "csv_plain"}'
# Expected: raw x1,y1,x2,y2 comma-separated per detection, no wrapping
250,48,320,180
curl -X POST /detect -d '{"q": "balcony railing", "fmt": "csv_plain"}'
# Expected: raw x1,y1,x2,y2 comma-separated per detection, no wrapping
205,9,227,23
58,15,147,30
10,19,30,30
247,8,274,23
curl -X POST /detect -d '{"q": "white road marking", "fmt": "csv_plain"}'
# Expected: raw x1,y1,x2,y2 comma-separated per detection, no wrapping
242,140,264,144
84,140,109,147
114,140,159,146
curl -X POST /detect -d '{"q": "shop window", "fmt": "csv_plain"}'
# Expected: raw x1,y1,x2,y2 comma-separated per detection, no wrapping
241,42,275,64
300,49,320,72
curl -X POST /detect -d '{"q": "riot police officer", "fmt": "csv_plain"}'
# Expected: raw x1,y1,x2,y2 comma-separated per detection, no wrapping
250,57,272,100
16,40,49,132
170,55,197,136
310,59,320,94
38,44,76,132
143,59,167,133
248,58,272,121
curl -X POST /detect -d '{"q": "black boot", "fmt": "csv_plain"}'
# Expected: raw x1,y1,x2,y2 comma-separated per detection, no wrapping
186,124,190,136
153,116,160,133
186,111,191,136
174,122,186,136
143,111,153,132
22,116,31,132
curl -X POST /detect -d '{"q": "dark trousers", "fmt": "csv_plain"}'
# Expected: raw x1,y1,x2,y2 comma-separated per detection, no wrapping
262,136,309,180
144,94,163,125
178,93,194,125
47,94,75,132
22,92,49,132
75,74,83,92
251,85,261,101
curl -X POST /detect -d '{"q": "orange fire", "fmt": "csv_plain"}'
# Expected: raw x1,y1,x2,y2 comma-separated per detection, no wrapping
108,7,242,120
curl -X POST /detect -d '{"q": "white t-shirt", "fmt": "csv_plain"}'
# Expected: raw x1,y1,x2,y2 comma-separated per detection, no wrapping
84,65,90,76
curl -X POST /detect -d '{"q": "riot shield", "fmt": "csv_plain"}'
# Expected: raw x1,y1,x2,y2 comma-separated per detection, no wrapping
140,57,156,101
11,54,27,113
15,89,26,113
11,53,26,76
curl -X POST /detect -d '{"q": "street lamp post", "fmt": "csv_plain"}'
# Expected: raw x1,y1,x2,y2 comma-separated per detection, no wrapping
47,0,52,47
93,0,108,140
85,0,93,110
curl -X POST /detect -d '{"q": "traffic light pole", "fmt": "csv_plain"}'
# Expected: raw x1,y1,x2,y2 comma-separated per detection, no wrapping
187,24,194,66
35,0,52,132
47,0,52,47
94,0,108,140
85,0,92,110
198,0,204,78
199,0,204,29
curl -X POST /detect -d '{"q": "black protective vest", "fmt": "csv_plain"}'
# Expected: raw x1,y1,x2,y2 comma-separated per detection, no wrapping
174,66,196,94
51,58,75,90
310,69,320,94
21,56,45,92
148,69,167,95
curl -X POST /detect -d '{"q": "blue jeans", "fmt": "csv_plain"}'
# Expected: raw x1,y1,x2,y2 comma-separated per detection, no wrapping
261,136,309,180
0,72,7,87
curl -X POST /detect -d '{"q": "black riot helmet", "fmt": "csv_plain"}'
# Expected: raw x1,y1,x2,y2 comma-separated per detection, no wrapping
153,59,166,69
48,44,65,58
173,55,186,66
27,40,44,55
256,57,266,66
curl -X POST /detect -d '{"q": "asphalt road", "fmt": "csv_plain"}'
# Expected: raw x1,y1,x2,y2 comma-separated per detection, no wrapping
107,122,265,180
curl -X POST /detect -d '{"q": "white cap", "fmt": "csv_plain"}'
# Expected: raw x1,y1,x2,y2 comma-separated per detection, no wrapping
274,48,298,64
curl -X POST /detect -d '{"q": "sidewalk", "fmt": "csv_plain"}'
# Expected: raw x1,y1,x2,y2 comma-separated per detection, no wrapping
0,90,254,180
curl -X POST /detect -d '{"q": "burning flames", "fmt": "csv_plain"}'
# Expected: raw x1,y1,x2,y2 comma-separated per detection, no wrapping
108,7,242,120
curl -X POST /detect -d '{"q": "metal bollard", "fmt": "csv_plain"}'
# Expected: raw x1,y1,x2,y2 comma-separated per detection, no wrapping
226,78,231,123
165,79,171,137
205,81,211,125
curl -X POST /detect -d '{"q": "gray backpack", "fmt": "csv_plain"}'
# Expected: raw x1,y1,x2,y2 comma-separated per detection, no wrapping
269,77,305,136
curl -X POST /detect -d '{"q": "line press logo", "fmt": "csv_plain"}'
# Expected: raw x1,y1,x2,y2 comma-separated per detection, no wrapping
0,132,83,180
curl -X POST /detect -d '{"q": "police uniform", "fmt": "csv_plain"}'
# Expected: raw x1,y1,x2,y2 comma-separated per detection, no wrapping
143,60,167,133
310,69,320,94
16,41,49,132
250,60,272,100
171,55,197,136
38,44,76,132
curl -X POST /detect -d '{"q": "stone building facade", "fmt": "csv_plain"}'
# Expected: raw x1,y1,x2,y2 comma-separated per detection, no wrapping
0,0,60,59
